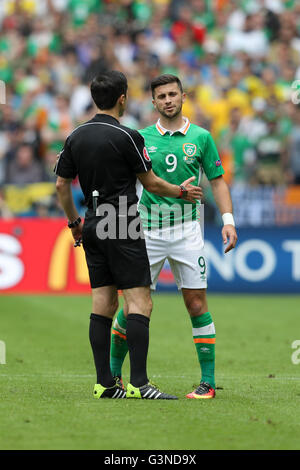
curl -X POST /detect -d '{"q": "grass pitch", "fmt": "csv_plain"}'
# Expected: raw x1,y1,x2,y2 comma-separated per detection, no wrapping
0,293,300,450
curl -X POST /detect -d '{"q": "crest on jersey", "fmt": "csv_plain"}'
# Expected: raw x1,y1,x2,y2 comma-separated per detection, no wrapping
143,147,151,161
183,143,197,157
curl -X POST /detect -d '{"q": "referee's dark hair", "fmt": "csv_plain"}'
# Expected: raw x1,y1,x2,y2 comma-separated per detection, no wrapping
150,74,183,98
91,71,128,110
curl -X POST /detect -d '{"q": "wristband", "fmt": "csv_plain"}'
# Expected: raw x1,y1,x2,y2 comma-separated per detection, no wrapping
68,217,81,228
177,184,188,199
222,213,235,226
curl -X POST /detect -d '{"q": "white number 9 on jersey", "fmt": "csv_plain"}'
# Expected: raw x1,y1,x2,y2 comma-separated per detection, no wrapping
165,154,177,172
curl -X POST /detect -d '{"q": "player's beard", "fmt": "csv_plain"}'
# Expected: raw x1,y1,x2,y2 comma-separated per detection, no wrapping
159,102,183,120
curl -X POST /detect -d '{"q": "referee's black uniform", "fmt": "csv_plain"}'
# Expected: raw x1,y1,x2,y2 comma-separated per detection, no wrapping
54,113,152,290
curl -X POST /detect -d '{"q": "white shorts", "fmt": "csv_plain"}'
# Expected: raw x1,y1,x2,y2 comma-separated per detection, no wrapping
144,220,207,290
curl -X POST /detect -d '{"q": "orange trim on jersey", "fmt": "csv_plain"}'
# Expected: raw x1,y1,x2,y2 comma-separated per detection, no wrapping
112,329,127,340
156,119,190,135
193,338,216,344
156,122,166,135
182,120,190,135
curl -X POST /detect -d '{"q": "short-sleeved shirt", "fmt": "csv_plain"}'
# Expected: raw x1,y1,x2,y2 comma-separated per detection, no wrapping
139,118,224,229
54,113,152,211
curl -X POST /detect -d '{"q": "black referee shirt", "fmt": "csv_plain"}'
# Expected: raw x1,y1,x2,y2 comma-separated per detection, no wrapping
54,114,152,210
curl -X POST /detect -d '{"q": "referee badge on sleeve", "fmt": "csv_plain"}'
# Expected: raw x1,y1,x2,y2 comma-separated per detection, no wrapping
54,150,63,172
143,147,151,161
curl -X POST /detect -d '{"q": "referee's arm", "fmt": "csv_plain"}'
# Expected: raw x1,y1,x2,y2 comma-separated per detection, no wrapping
56,176,83,241
137,169,203,202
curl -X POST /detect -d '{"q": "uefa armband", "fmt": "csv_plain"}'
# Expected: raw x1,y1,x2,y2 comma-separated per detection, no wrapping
222,213,235,226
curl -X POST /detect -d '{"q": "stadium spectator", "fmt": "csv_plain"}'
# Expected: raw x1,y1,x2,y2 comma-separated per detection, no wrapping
217,106,255,184
148,21,176,60
239,97,269,145
254,111,287,186
40,94,73,153
225,10,269,58
6,143,47,185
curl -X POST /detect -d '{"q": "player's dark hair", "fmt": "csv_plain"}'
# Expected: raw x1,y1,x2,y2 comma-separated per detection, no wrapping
150,74,183,98
90,71,128,110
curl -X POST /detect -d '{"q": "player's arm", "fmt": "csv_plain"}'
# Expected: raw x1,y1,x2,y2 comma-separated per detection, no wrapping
210,175,237,253
127,130,202,201
54,137,82,244
137,169,203,202
56,176,83,243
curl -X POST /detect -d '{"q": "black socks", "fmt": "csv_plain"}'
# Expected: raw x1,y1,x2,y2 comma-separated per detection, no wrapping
89,312,150,389
126,313,150,387
89,313,115,388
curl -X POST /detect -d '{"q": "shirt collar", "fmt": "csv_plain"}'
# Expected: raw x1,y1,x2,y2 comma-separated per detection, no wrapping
156,117,190,136
94,113,120,124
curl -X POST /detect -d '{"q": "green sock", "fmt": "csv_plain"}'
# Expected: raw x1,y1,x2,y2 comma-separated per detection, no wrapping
191,312,216,389
110,308,128,377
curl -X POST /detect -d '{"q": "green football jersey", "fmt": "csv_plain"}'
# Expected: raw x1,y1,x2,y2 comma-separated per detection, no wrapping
139,119,224,229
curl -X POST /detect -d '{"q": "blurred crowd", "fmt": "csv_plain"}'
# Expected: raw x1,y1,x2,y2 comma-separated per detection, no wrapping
0,0,300,222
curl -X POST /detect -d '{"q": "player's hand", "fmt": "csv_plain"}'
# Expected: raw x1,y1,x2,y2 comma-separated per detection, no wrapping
71,222,83,247
222,225,237,253
180,176,203,202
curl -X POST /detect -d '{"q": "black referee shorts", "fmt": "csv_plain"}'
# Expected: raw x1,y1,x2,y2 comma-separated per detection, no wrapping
82,212,151,290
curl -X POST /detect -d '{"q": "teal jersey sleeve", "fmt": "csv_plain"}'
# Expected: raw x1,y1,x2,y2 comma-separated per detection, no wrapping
201,132,225,180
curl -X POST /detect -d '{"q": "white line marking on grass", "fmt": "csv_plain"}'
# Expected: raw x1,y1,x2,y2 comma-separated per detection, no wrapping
0,373,300,380
0,373,95,378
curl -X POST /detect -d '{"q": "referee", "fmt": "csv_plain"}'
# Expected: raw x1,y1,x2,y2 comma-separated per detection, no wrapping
55,70,202,400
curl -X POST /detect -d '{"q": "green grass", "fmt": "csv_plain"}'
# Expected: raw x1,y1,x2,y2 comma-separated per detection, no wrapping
0,293,300,450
